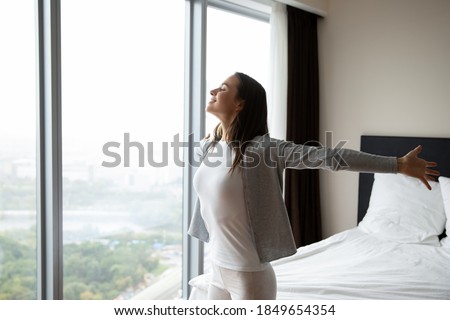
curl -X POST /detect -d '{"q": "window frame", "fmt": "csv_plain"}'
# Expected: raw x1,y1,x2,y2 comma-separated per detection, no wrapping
36,0,63,300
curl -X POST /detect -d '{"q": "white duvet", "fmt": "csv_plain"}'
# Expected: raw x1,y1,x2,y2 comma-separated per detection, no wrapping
272,227,450,300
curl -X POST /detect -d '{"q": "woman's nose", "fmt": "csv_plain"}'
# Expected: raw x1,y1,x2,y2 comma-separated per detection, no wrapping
210,88,218,96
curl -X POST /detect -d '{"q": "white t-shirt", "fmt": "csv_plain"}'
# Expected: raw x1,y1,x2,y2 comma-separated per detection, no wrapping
193,140,268,271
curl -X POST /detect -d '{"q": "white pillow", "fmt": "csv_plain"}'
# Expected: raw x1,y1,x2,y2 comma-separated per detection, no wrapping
438,176,450,246
358,173,445,245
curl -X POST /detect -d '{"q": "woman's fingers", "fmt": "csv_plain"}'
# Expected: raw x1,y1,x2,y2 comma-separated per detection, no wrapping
399,146,440,190
426,168,440,176
420,177,432,190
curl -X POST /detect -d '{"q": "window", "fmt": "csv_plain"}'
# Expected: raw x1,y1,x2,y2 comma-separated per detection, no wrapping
61,0,185,299
0,1,37,299
205,6,270,135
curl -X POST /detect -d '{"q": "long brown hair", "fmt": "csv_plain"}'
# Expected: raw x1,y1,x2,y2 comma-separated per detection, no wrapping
209,72,269,173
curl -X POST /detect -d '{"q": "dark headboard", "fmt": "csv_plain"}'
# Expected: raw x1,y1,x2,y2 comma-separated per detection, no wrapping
357,135,450,226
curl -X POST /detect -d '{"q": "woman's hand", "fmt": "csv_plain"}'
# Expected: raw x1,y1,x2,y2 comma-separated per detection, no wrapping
397,145,440,190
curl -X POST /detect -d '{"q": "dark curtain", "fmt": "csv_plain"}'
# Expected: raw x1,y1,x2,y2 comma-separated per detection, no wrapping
285,6,322,247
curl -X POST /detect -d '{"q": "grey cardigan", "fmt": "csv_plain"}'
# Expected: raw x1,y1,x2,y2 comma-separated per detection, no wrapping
188,133,397,263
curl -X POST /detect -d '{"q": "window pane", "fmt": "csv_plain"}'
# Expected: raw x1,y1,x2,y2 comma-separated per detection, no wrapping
205,7,270,135
204,7,270,271
0,1,37,299
61,0,185,300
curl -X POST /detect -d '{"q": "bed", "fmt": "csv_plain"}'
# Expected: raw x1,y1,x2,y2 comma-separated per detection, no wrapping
189,135,450,300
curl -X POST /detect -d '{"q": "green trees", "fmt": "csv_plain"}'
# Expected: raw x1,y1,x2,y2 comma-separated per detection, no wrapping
0,232,36,299
0,230,175,299
63,235,162,299
1,174,182,300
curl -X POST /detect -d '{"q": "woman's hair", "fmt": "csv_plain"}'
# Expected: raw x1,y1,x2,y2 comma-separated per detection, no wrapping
209,72,269,174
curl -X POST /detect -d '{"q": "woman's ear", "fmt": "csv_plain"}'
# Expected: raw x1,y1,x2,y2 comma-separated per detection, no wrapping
235,100,245,112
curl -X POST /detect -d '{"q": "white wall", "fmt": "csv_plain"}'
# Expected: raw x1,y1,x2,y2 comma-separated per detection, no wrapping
318,0,450,237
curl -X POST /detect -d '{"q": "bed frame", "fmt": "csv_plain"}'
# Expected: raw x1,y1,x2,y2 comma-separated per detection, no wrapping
357,135,450,238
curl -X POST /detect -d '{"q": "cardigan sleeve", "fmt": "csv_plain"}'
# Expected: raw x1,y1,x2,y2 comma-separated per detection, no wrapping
276,139,398,173
187,198,210,243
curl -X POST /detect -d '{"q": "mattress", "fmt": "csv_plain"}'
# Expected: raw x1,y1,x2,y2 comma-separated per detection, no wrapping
273,227,450,300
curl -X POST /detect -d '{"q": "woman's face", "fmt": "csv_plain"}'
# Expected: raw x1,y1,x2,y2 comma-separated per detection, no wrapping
206,75,243,124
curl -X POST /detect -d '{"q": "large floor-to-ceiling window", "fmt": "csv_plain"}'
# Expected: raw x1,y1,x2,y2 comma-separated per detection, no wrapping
61,0,185,300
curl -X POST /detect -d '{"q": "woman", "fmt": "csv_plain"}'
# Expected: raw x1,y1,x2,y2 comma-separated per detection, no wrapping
188,72,439,300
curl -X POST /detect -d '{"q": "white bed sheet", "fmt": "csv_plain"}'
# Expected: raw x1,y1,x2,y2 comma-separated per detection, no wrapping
272,227,450,300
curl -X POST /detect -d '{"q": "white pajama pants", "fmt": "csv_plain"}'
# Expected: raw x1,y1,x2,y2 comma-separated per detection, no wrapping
207,263,277,300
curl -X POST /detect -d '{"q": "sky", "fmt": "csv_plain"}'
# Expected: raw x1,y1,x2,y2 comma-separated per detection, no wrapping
0,0,270,170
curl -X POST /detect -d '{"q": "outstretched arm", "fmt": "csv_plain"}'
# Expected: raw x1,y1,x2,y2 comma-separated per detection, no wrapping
397,145,440,190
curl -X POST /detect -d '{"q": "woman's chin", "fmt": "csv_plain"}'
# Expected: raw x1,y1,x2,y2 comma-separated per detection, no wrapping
206,107,217,116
